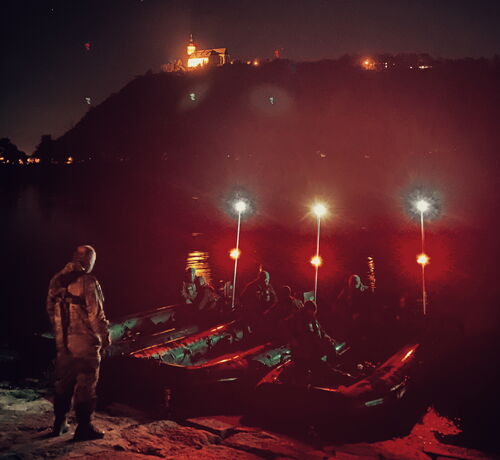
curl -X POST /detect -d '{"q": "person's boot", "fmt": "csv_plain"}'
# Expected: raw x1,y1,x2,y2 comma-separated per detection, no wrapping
51,394,72,436
73,422,105,441
51,415,70,436
73,401,105,441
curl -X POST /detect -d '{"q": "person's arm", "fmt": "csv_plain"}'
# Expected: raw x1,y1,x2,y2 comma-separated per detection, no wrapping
46,277,57,330
239,282,252,308
46,275,68,349
181,282,189,302
196,288,210,311
83,276,111,347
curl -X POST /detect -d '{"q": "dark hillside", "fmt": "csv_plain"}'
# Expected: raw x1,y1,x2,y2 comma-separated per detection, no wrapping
55,59,500,208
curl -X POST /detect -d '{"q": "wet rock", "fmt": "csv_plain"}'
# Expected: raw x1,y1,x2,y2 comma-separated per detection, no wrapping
224,430,313,459
0,384,493,460
186,416,237,438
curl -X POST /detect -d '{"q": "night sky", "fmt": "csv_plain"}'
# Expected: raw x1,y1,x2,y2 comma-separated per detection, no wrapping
2,0,500,153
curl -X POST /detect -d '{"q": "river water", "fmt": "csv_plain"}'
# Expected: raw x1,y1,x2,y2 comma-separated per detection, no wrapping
1,164,497,342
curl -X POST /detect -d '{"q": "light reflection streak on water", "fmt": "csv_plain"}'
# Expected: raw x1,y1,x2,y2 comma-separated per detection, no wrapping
186,250,212,285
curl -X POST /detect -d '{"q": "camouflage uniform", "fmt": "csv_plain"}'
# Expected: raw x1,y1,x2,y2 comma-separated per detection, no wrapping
181,268,197,304
240,272,277,332
47,261,110,431
193,276,219,313
181,280,197,304
291,307,337,369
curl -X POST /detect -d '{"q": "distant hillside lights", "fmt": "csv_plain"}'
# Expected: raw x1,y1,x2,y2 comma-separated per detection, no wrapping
0,155,75,166
360,55,434,71
362,58,376,70
0,156,41,165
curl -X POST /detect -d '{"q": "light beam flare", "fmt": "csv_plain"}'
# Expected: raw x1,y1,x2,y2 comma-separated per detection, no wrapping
312,203,327,218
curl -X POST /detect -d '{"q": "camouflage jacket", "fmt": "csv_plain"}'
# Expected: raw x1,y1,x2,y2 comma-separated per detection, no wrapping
47,262,110,356
181,281,197,304
241,281,277,314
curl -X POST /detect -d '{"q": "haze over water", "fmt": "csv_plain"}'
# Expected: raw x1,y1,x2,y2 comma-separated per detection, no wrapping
2,159,496,344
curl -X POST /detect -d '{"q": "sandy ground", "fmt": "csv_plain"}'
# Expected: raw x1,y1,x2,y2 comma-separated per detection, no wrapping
0,381,495,460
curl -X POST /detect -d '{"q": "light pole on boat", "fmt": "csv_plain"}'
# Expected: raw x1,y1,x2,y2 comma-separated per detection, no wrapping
417,252,430,315
415,199,430,315
231,200,247,310
311,203,327,302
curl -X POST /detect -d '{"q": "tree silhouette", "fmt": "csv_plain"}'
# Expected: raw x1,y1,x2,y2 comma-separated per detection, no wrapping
34,134,59,163
0,138,26,164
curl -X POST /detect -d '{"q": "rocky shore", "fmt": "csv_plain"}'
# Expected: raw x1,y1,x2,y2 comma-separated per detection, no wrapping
0,380,492,460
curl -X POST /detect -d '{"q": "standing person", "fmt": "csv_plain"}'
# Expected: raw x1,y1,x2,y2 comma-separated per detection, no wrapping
181,268,197,304
291,300,338,372
335,274,370,342
46,245,110,441
266,285,303,322
240,270,277,332
193,276,220,313
263,285,303,339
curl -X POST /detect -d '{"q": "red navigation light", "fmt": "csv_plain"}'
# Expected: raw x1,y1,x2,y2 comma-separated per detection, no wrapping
310,255,322,267
230,248,241,260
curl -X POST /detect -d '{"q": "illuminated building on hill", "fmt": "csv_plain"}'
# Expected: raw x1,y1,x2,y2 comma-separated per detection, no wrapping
186,34,229,69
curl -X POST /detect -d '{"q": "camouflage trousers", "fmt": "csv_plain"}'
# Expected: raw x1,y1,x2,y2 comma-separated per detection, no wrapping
53,351,100,421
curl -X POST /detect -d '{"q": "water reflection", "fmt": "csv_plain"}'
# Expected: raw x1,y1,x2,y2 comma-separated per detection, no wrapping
186,250,212,285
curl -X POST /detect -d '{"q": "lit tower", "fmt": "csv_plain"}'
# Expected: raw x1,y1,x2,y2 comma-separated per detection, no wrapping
187,34,196,56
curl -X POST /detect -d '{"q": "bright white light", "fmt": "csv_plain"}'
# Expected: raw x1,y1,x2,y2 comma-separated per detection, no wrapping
417,253,430,266
312,203,327,218
234,200,247,213
415,199,430,213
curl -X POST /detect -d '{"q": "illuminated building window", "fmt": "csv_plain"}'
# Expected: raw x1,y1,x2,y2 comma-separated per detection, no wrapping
361,58,376,70
185,35,229,69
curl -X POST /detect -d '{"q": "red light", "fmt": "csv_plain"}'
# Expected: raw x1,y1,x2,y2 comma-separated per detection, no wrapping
310,255,322,267
230,248,241,260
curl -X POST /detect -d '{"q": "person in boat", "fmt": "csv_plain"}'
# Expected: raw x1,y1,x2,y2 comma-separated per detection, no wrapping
240,270,277,331
291,300,338,371
181,267,197,304
263,285,303,339
335,273,371,342
336,274,369,309
265,285,303,322
193,275,220,313
392,290,423,343
46,245,110,441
